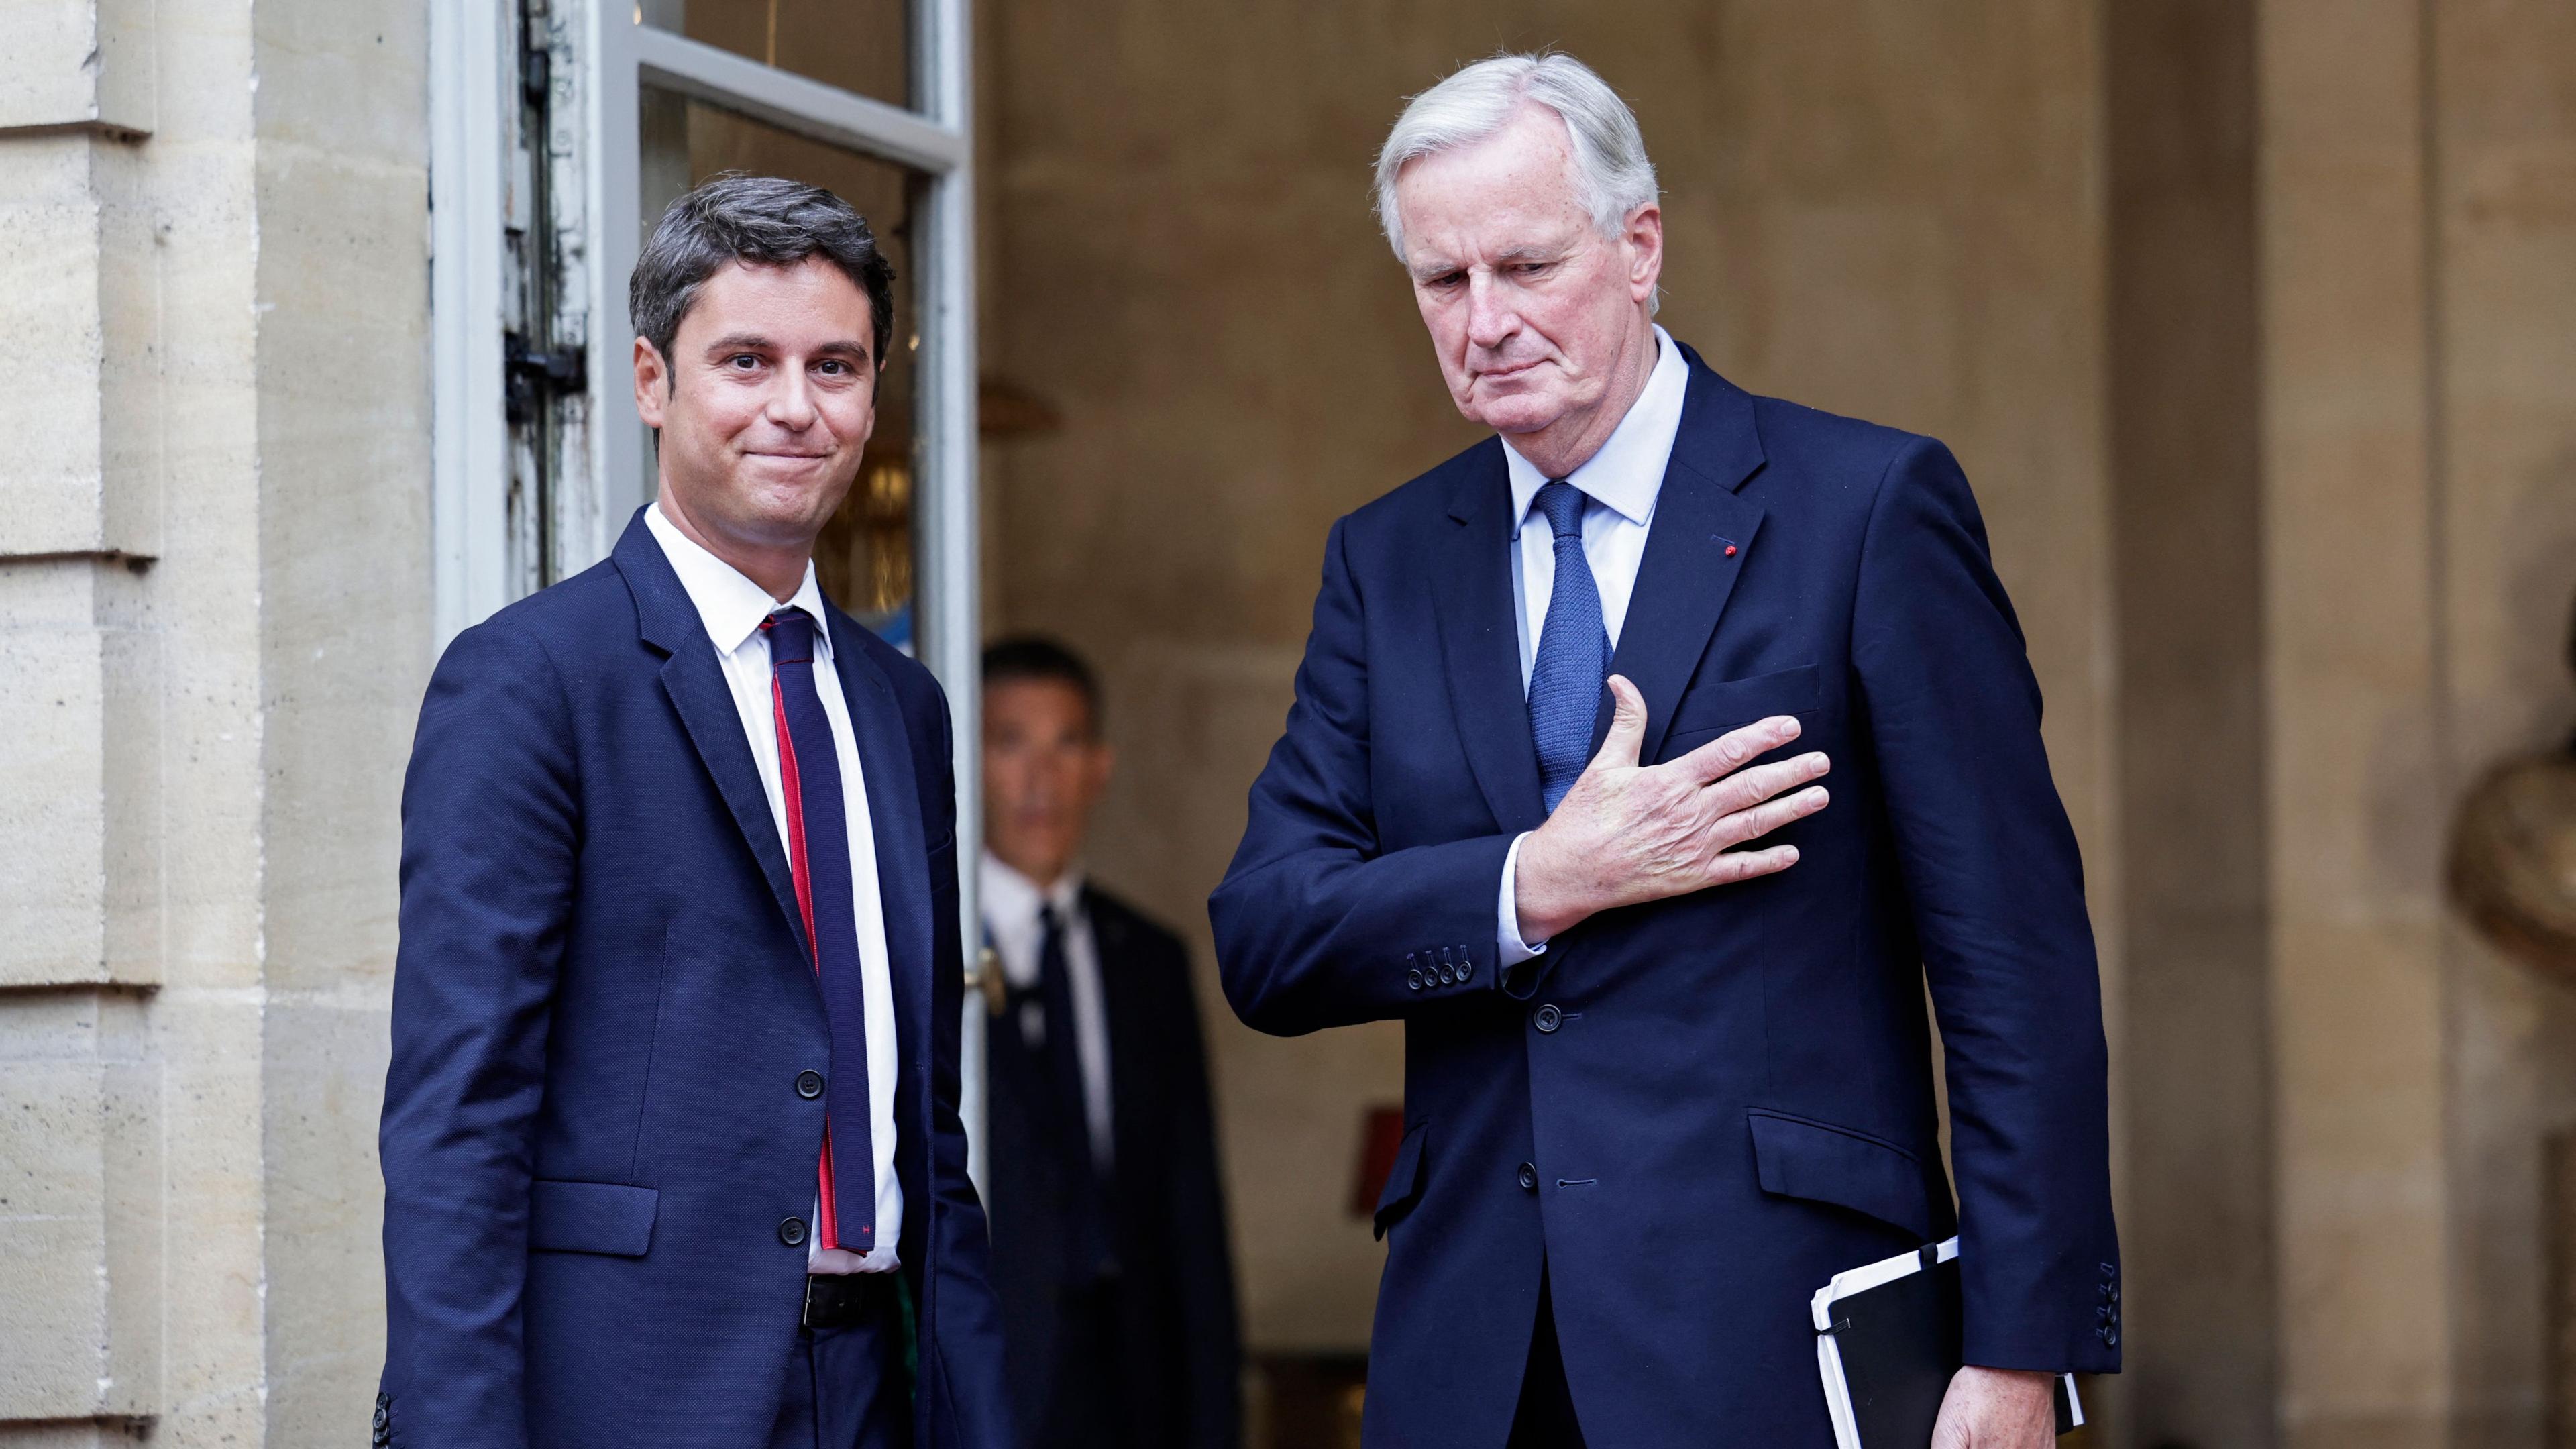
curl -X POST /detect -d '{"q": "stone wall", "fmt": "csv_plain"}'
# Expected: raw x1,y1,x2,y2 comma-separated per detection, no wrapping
2428,0,2576,1441
0,0,429,1443
2255,2,2576,1444
252,0,434,1437
2108,2,2276,1442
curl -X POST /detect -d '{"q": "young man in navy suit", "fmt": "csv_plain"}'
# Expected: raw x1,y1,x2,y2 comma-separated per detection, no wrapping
378,176,1008,1449
1213,54,2119,1448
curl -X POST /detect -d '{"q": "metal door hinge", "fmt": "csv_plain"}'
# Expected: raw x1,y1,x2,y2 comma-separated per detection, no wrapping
504,332,586,424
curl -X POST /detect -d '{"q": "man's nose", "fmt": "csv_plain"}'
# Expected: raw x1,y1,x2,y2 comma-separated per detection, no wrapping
1465,273,1519,351
766,367,820,430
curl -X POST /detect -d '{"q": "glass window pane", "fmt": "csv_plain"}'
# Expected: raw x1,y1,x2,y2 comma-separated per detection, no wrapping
641,88,928,646
641,0,912,114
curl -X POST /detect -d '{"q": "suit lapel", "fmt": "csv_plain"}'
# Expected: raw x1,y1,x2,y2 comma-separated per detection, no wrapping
824,613,936,1071
1431,440,1548,837
1591,350,1770,763
617,515,812,960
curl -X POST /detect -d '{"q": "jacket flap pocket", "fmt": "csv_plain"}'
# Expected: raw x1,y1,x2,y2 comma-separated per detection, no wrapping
1746,1110,1933,1240
529,1179,660,1257
1372,1121,1428,1240
1666,663,1823,740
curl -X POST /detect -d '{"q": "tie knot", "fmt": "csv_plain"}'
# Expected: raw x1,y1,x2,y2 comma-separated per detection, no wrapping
762,607,818,665
1533,480,1587,541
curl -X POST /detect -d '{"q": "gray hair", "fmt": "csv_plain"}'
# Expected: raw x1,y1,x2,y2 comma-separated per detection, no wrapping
630,172,897,368
1372,52,1660,262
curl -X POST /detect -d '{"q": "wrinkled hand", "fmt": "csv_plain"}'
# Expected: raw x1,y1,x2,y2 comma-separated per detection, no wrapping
1513,675,1829,943
1931,1367,2057,1449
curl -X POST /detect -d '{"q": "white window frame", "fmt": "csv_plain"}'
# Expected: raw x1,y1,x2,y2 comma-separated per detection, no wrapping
431,0,987,1178
429,0,513,647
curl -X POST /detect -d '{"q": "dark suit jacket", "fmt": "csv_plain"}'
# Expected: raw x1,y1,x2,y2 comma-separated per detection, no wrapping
378,511,1010,1449
1211,344,2120,1447
983,888,1242,1449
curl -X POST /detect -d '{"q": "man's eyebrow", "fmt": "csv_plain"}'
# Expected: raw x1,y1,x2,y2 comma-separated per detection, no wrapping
700,332,873,363
1407,244,1571,281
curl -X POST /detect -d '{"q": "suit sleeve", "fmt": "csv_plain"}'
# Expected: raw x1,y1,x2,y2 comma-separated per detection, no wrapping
913,680,1015,1449
1851,437,2122,1375
378,622,578,1449
1210,515,1521,1036
1159,940,1246,1449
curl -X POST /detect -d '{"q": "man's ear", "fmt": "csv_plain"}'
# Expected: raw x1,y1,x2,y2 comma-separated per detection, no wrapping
1625,202,1664,304
633,337,670,427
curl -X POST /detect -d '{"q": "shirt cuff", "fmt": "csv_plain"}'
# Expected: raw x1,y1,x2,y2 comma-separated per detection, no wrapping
1497,831,1547,967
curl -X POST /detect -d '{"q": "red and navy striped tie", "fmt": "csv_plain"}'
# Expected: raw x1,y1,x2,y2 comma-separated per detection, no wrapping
762,607,877,1252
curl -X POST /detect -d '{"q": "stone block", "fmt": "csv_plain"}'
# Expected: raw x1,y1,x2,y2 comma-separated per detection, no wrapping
0,0,156,136
0,559,161,987
0,989,158,1420
259,996,392,1446
0,132,160,559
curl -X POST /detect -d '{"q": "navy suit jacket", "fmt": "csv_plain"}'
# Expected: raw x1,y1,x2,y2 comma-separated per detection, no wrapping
1212,345,2120,1447
378,512,1010,1449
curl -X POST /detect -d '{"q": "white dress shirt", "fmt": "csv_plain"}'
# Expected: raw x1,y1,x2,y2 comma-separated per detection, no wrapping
978,852,1116,1167
645,502,903,1275
1494,326,1692,965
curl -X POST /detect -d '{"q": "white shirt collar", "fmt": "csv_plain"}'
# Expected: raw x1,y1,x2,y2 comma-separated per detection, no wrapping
1503,324,1690,533
645,500,834,658
979,849,1085,928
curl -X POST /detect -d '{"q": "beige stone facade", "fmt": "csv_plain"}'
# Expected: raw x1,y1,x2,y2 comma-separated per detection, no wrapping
3,0,427,1444
3,1,2572,1445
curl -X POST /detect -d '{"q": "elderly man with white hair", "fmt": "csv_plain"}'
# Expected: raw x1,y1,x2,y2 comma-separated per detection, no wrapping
1214,53,2119,1448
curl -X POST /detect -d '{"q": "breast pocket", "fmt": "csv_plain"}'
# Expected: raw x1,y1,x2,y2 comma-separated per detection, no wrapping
1662,663,1823,757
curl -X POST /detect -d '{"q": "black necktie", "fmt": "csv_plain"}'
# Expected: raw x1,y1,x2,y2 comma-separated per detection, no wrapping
1036,902,1116,1279
1037,903,1095,1170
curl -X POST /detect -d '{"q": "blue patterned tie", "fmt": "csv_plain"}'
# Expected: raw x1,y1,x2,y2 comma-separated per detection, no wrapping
1528,480,1608,813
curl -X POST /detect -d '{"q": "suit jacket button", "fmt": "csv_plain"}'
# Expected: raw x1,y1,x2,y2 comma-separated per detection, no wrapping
796,1070,826,1099
1517,1161,1538,1192
1407,969,1424,991
1438,965,1456,985
1533,1004,1562,1033
374,1403,390,1430
779,1216,809,1247
1457,958,1474,982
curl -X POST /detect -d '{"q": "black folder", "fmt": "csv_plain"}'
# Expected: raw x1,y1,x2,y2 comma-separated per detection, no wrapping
1811,1238,2082,1448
